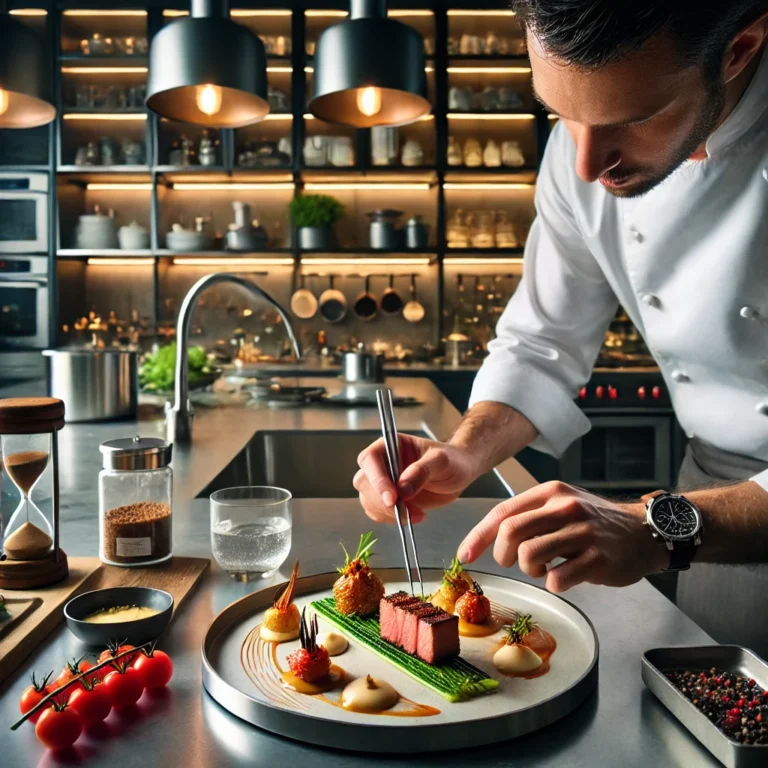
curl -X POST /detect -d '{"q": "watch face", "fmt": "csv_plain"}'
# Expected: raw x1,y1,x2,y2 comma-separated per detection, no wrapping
650,496,700,540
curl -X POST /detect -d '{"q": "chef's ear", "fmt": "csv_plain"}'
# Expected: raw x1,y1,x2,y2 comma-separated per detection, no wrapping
722,11,768,85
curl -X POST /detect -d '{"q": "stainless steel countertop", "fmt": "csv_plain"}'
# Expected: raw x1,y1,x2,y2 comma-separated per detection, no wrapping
0,377,717,766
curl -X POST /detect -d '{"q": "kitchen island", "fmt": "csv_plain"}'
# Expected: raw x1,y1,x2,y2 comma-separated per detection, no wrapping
0,377,718,766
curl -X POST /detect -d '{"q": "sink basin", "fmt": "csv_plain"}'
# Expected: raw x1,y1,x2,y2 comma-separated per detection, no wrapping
198,430,511,499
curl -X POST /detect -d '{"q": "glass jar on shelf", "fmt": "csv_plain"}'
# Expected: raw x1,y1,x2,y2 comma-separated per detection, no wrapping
446,209,470,249
495,211,519,248
99,437,173,567
470,210,495,249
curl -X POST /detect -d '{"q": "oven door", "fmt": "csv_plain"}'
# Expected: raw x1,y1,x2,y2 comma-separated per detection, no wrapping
0,278,49,349
561,414,672,495
0,173,49,254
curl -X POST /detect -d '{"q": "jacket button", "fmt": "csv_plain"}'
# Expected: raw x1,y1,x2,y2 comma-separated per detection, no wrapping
629,226,643,243
671,370,690,383
740,305,759,319
757,402,768,416
641,293,661,308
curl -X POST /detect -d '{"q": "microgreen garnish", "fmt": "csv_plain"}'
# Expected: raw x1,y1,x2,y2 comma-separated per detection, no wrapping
504,614,534,645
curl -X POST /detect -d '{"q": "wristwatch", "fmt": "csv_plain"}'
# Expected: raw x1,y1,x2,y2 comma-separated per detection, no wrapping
641,490,703,571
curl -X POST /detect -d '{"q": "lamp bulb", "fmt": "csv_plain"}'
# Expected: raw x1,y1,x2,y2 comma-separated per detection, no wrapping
0,89,9,117
357,86,382,118
196,84,223,117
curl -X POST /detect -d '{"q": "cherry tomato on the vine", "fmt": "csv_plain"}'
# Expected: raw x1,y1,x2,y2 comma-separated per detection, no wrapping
68,681,112,727
103,665,144,708
54,657,98,695
19,671,53,723
134,650,173,689
34,704,82,750
98,643,138,667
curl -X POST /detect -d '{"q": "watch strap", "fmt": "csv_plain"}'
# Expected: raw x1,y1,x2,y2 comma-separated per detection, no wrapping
642,489,667,504
665,540,698,572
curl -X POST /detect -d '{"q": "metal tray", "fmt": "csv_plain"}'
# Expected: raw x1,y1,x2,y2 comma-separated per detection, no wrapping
642,645,768,768
201,568,599,753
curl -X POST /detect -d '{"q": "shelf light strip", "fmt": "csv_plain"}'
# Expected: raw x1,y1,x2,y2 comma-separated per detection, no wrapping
304,66,434,73
172,182,295,191
304,183,430,191
87,258,154,266
444,257,524,266
62,66,148,74
164,9,292,16
267,67,293,73
443,182,533,190
447,67,531,74
300,257,432,266
172,257,294,266
62,10,147,16
447,10,516,16
263,113,293,121
447,113,535,121
9,9,47,16
63,113,147,121
86,183,153,191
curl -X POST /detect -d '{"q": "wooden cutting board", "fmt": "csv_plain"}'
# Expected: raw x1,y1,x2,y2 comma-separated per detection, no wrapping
0,555,209,686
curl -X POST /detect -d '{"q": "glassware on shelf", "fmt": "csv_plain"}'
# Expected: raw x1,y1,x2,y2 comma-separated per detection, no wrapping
470,210,495,248
447,136,462,167
446,209,470,249
483,139,501,167
463,138,482,167
495,211,519,248
371,126,399,166
502,140,526,167
401,138,424,167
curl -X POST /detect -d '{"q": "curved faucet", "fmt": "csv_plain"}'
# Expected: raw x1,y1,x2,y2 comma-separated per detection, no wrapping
166,272,302,443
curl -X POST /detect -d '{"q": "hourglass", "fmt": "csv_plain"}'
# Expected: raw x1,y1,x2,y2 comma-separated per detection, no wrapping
0,397,68,589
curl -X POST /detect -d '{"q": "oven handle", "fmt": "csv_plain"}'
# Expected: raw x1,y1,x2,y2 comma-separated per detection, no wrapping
0,278,48,287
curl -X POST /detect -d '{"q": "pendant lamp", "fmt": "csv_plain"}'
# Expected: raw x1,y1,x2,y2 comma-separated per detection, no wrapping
0,8,56,129
146,0,269,128
309,0,430,128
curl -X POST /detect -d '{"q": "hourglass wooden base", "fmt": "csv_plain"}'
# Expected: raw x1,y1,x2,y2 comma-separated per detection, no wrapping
0,549,69,590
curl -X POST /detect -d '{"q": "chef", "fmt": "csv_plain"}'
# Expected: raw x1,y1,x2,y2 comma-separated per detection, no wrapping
354,1,768,654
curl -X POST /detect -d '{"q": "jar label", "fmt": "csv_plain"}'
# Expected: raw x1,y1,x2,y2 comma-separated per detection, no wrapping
115,537,152,557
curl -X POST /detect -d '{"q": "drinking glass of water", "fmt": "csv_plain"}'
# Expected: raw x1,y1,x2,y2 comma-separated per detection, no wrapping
210,486,292,581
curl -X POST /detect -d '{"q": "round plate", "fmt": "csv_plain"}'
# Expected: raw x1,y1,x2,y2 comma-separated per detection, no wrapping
201,568,598,753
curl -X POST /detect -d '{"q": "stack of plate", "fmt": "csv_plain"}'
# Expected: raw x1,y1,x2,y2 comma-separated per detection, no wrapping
76,214,118,249
166,228,213,252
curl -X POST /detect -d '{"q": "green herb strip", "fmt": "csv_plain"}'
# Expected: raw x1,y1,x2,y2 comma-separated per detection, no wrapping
312,597,499,703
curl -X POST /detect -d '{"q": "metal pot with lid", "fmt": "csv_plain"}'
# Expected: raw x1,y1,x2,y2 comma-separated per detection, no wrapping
368,209,403,250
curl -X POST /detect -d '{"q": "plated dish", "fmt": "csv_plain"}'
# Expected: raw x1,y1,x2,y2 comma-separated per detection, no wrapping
202,535,599,752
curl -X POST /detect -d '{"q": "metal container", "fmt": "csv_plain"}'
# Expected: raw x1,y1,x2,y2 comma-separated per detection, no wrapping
368,209,403,250
43,348,138,422
297,226,333,251
444,333,473,367
642,645,768,768
342,350,385,383
404,216,429,249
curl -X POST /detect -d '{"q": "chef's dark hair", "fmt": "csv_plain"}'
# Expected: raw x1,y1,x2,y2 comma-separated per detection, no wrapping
511,1,767,79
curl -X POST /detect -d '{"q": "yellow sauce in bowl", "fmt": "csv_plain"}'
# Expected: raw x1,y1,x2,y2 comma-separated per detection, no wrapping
84,605,161,624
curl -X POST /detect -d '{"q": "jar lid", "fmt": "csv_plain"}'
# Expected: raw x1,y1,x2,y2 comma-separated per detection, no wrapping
99,436,172,470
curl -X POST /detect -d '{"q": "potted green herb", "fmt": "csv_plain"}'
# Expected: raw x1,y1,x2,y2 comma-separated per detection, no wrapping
289,194,345,250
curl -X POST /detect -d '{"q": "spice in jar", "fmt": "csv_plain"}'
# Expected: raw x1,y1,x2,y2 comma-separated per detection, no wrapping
102,501,171,565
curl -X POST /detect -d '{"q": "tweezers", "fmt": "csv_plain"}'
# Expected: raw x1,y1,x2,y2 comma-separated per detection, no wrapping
376,387,424,597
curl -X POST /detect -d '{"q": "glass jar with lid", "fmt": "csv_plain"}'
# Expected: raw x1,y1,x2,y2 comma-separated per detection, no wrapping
99,436,173,567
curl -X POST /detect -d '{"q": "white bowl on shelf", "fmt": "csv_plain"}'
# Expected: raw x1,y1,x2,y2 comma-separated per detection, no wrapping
166,229,213,252
118,222,150,250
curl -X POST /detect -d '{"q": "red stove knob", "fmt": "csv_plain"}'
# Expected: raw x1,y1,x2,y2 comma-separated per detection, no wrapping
608,385,618,400
637,386,646,400
578,387,587,400
652,385,661,400
595,385,605,399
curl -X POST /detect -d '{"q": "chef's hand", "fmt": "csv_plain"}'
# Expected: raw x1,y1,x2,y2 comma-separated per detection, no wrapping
458,482,667,592
353,435,481,524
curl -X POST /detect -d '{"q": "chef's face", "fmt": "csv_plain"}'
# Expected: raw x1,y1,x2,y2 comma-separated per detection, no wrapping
528,32,725,197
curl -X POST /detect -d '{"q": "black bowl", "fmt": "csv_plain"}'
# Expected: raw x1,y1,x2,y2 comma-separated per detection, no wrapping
64,587,174,647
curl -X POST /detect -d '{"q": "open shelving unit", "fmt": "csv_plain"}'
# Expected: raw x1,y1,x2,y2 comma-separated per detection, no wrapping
2,1,552,348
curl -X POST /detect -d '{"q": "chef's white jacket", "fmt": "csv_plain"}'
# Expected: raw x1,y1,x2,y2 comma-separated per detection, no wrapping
470,49,768,489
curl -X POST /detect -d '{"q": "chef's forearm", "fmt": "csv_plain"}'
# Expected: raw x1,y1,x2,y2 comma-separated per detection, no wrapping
449,401,538,478
681,482,768,563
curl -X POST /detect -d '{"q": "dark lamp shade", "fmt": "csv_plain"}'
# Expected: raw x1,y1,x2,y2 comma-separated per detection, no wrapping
309,17,430,128
146,16,269,128
0,17,56,129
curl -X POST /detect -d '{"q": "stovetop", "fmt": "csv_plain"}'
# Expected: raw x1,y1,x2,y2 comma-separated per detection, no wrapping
581,367,669,409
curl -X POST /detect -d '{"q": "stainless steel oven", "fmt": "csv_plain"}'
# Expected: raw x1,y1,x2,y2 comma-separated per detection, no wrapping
0,256,49,349
0,172,49,254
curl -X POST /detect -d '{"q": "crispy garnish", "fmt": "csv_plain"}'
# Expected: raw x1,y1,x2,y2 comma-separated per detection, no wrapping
274,559,300,611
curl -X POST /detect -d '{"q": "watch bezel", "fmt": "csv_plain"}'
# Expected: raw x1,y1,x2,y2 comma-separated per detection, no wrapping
646,493,703,542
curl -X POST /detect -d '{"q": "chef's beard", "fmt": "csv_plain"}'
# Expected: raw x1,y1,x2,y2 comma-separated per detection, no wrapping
600,82,726,199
